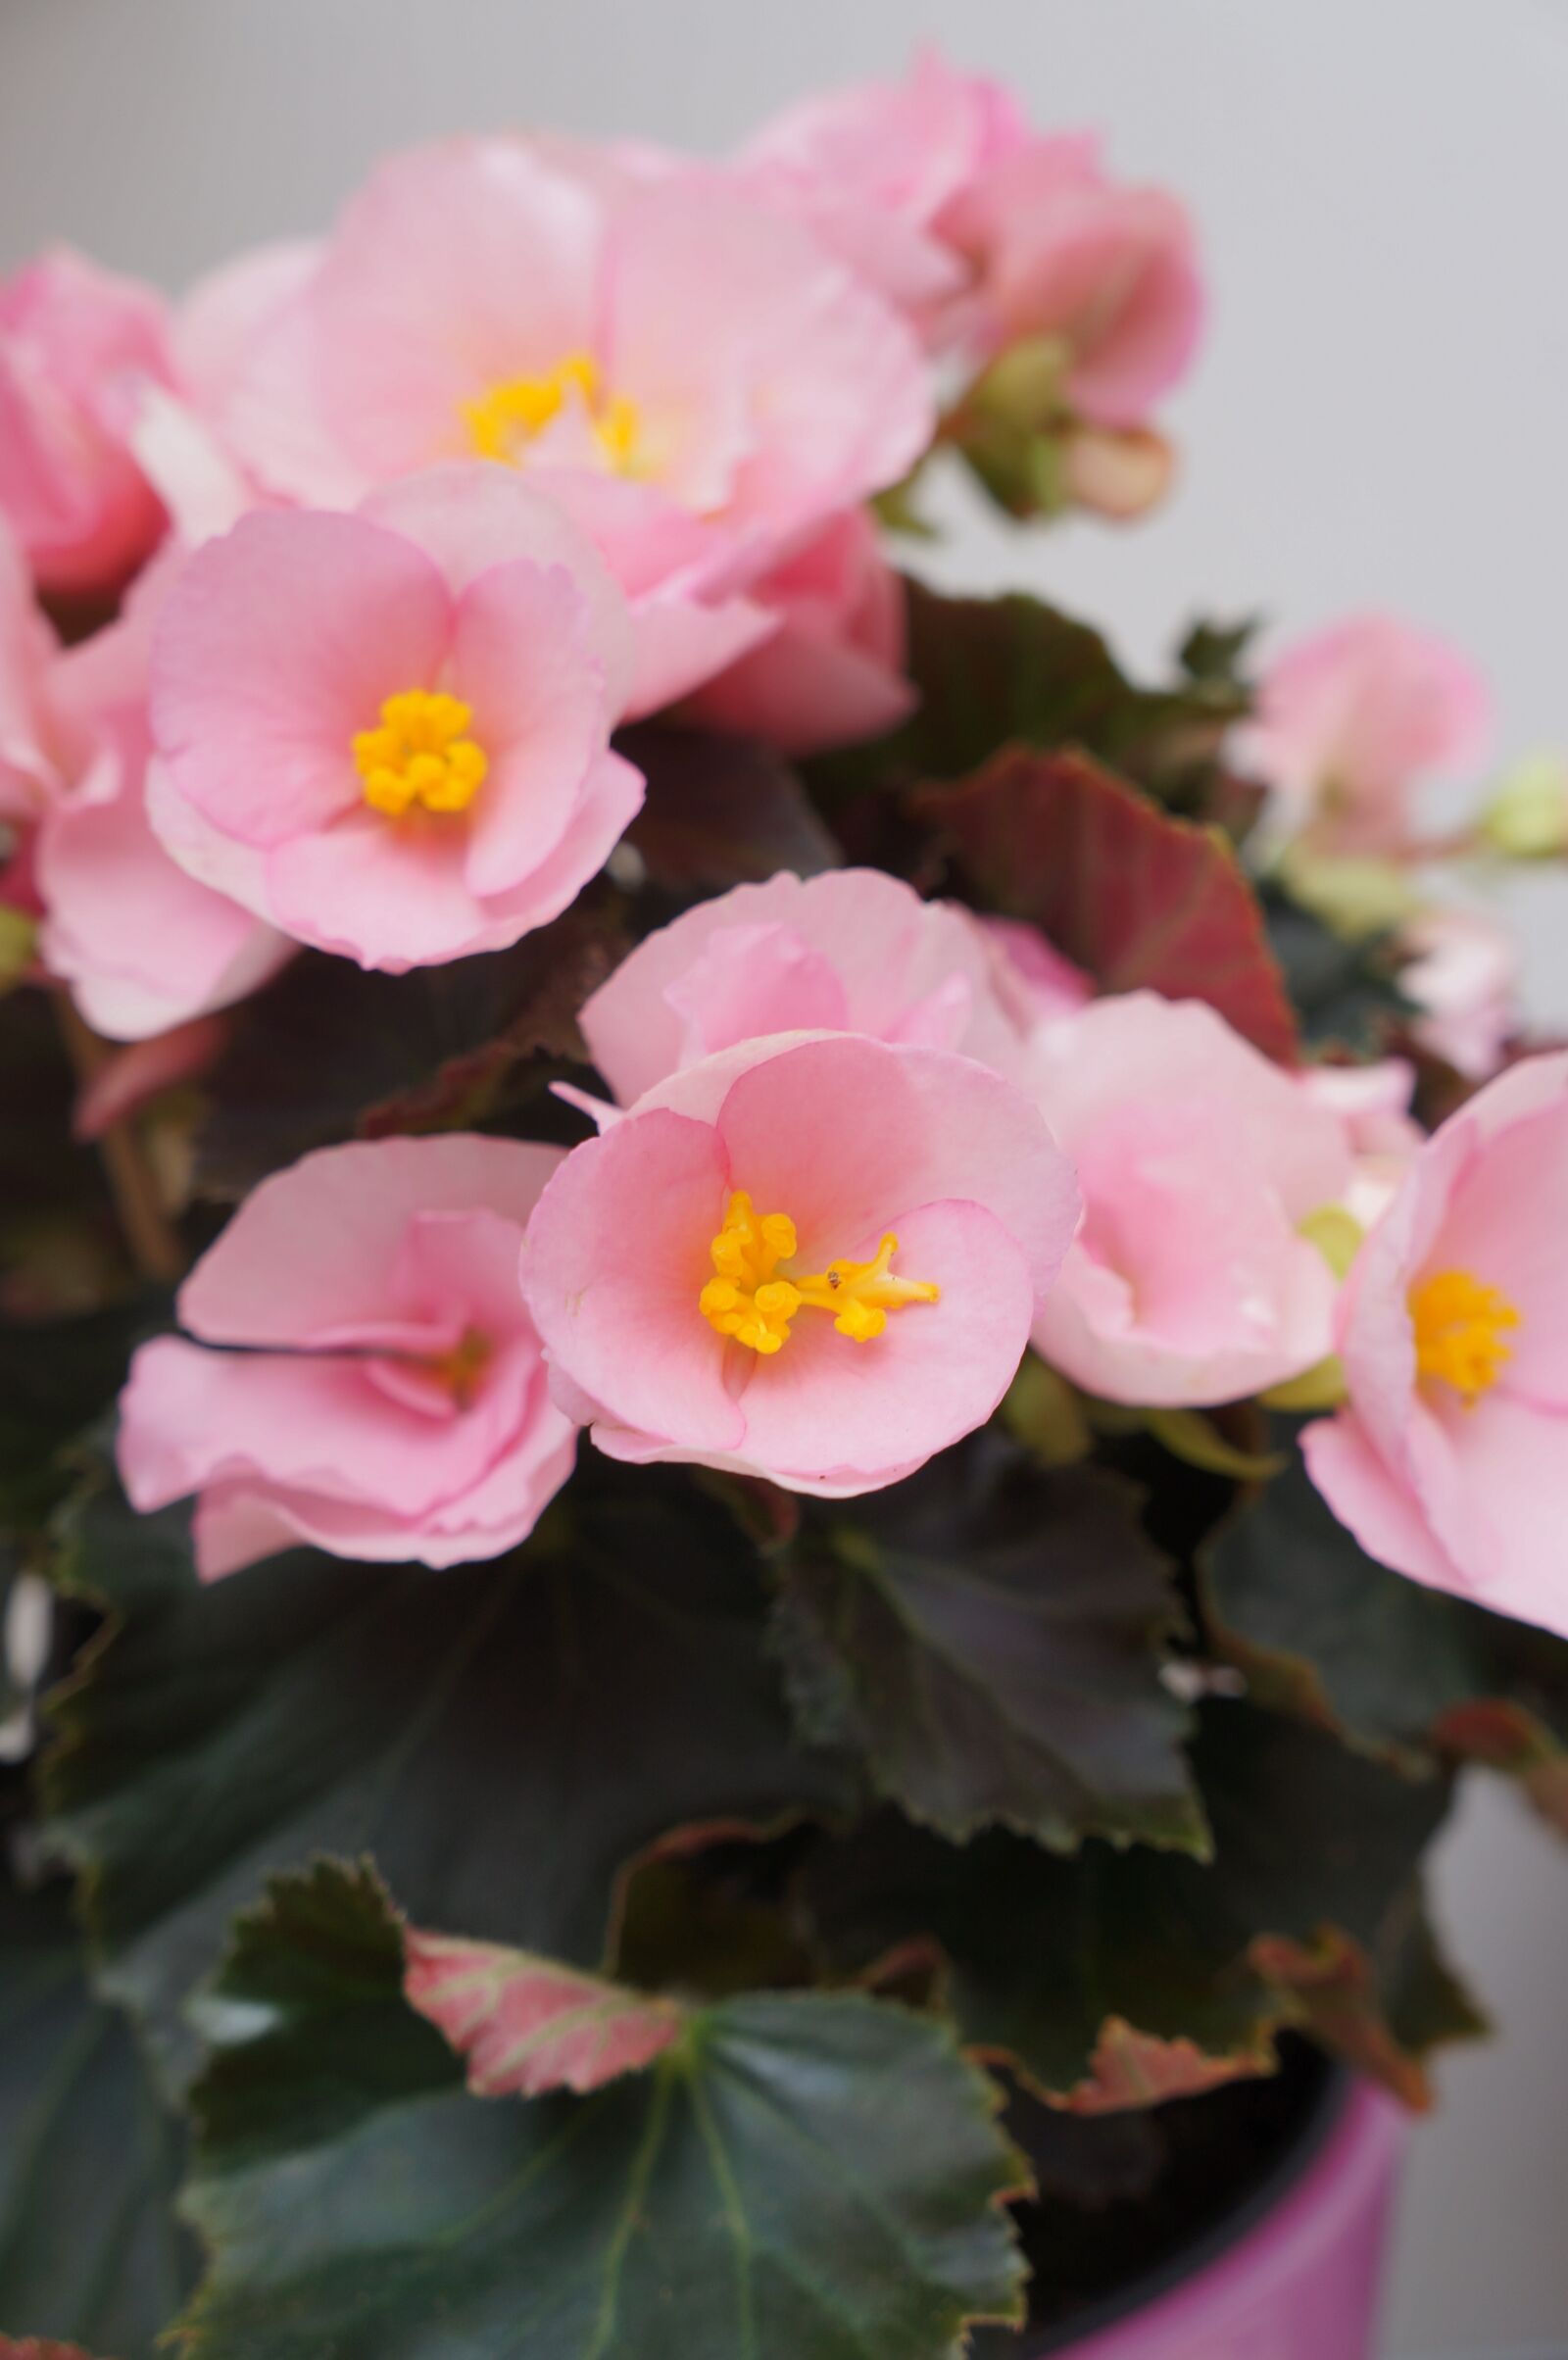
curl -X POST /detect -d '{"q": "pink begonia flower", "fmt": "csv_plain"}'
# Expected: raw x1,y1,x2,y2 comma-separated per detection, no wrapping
204,139,933,714
1298,1059,1423,1232
119,1133,576,1579
521,1033,1079,1496
739,49,1028,322
146,465,644,972
974,916,1094,1036
1023,994,1352,1406
680,510,914,756
579,868,1027,1107
1304,1052,1568,1639
940,134,1204,428
0,516,67,822
1240,615,1493,853
0,248,174,595
1400,906,1517,1081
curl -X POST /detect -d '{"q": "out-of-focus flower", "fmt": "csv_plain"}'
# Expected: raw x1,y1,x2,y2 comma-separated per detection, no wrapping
680,510,914,755
1240,615,1493,854
1298,1058,1423,1231
972,916,1094,1035
579,867,1026,1106
1024,992,1351,1405
1479,751,1568,860
521,1032,1078,1495
1304,1052,1568,1639
146,467,644,971
119,1133,576,1578
0,248,173,595
1400,905,1518,1082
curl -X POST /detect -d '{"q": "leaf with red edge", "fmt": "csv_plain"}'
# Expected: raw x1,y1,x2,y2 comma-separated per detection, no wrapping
917,748,1298,1064
1055,2020,1259,2116
403,1932,683,2097
0,2341,110,2359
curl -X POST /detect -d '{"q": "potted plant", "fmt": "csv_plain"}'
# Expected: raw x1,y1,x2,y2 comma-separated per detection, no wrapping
2,47,1566,2360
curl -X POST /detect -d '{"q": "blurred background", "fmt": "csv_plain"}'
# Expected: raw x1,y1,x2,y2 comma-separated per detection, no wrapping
2,2,1566,2352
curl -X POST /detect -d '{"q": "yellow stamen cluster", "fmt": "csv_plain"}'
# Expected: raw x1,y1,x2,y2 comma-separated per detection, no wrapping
1409,1267,1520,1403
353,691,488,818
699,1189,941,1355
424,1327,494,1409
461,352,640,472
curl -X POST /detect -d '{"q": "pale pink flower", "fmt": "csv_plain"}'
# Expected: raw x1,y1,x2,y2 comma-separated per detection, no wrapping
0,516,66,822
119,1133,576,1578
579,868,1026,1108
739,49,1028,321
1024,994,1351,1406
1298,1059,1423,1232
680,510,913,755
0,248,173,594
1241,615,1493,853
521,1033,1079,1495
146,466,643,972
206,139,933,713
973,916,1094,1035
1400,905,1517,1081
1304,1053,1568,1638
942,134,1204,428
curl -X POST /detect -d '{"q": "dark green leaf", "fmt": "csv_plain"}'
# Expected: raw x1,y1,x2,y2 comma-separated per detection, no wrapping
1261,889,1408,1055
916,749,1298,1065
618,723,843,891
1202,1438,1568,1823
192,898,623,1200
0,1296,168,1538
773,1435,1204,1852
43,1462,855,2090
177,1861,1027,2360
0,1868,195,2357
806,1699,1474,2109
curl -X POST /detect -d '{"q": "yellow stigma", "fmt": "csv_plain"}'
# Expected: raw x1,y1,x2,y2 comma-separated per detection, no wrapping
352,690,488,818
698,1189,941,1355
461,352,641,473
1409,1267,1520,1403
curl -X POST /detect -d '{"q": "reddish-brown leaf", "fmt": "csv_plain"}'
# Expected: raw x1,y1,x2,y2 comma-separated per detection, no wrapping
0,2340,109,2360
1049,2016,1264,2115
403,1929,684,2098
917,747,1298,1064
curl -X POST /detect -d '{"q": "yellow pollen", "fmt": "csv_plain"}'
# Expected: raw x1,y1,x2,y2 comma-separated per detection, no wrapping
422,1327,493,1409
461,351,642,473
698,1190,941,1355
1409,1267,1521,1403
352,690,488,818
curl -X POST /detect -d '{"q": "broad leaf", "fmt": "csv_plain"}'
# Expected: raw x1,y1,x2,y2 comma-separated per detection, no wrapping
178,1861,1028,2360
403,1931,682,2096
812,582,1248,811
0,1869,194,2357
192,898,622,1200
43,1460,855,2088
618,723,843,890
773,1435,1204,1852
0,1293,168,1537
1261,888,1408,1056
806,1699,1478,2110
916,750,1298,1064
1203,1442,1568,1826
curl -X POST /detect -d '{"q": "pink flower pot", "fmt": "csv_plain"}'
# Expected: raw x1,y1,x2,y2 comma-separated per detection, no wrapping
1047,2080,1404,2360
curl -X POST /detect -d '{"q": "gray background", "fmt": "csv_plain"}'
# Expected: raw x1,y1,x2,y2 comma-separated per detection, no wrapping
2,2,1566,2352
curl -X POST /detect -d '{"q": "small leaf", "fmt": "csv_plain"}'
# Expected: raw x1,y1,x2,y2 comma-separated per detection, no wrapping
42,1460,856,2091
1142,1407,1286,1484
773,1435,1204,1853
618,722,843,890
1261,886,1409,1055
0,2339,112,2360
403,1931,682,2097
1059,2019,1260,2113
177,1862,1029,2360
916,749,1298,1064
0,1870,195,2358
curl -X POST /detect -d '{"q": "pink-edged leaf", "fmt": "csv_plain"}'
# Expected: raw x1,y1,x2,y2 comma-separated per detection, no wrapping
1050,2017,1263,2116
403,1929,683,2098
917,747,1298,1064
0,2339,111,2359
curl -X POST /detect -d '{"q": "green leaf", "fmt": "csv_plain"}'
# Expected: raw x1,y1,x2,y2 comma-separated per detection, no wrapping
42,1461,855,2090
0,1868,195,2357
1202,1439,1568,1821
806,1698,1476,2110
0,1294,168,1538
618,723,843,891
1261,887,1408,1055
772,1435,1204,1853
811,581,1249,812
916,749,1298,1065
177,1861,1028,2360
192,897,623,1200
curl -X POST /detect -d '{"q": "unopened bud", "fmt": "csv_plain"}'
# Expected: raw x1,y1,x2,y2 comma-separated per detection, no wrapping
1480,752,1568,859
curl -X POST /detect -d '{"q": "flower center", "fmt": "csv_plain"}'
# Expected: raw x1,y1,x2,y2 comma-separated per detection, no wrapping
1409,1267,1520,1403
421,1327,493,1409
352,690,488,819
698,1189,940,1356
461,352,641,473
